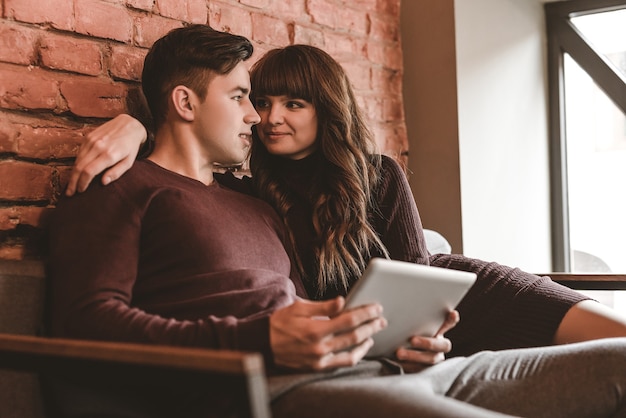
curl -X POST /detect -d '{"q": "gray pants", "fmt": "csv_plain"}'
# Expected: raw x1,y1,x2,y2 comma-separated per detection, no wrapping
271,337,626,418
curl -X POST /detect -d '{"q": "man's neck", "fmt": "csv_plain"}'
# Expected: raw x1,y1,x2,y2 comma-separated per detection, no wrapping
148,126,215,185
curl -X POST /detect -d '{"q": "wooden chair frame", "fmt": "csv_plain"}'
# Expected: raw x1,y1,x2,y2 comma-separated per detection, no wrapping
0,333,271,418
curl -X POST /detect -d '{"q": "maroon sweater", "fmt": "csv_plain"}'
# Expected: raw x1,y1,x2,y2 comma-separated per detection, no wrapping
48,159,306,361
218,152,589,357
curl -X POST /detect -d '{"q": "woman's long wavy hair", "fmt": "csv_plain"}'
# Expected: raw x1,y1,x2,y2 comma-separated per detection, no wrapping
249,45,389,295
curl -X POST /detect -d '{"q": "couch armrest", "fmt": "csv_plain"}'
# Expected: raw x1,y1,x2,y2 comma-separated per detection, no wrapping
0,333,271,418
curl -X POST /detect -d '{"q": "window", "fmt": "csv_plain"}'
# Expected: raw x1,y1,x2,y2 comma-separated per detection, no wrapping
545,0,626,274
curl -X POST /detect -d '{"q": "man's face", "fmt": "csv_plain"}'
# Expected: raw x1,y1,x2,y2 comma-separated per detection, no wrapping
193,61,260,166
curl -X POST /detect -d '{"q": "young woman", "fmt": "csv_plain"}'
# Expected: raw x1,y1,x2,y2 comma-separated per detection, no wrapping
66,44,626,360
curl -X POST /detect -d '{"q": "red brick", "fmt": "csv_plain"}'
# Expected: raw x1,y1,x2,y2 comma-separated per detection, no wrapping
0,160,54,201
0,128,11,154
40,32,103,76
0,64,62,111
248,43,272,67
293,25,324,47
382,96,404,122
251,13,291,46
338,60,371,91
305,0,334,28
156,0,187,21
307,0,369,35
188,0,209,24
109,44,147,81
59,78,129,118
126,0,155,12
5,0,74,30
367,42,402,70
75,0,133,43
240,0,270,9
380,123,408,161
374,0,400,18
0,112,85,159
371,67,401,95
347,0,378,9
322,33,361,61
359,95,383,122
208,2,253,39
156,0,207,23
0,21,39,65
56,165,74,193
134,13,184,48
268,0,307,21
370,14,399,42
369,123,386,151
0,206,47,230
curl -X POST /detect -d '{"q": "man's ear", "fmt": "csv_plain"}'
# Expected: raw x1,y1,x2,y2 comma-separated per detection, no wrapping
171,85,195,122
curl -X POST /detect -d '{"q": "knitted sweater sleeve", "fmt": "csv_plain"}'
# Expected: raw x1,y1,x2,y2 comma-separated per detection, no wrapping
374,155,430,265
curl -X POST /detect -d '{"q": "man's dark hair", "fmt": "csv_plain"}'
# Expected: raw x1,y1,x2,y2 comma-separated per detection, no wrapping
141,24,253,130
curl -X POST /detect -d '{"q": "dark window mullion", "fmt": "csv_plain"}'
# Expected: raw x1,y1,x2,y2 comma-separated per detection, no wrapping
554,17,626,115
546,14,570,272
547,0,626,17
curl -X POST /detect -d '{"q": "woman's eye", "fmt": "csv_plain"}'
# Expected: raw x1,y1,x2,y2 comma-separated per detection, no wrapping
254,99,269,108
287,101,304,109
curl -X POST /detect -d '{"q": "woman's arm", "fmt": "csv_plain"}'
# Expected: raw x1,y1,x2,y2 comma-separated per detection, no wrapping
66,114,147,196
374,155,431,264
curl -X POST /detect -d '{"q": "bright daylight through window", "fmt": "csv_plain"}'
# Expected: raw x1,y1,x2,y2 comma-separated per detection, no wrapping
546,1,626,273
565,10,626,274
546,0,626,311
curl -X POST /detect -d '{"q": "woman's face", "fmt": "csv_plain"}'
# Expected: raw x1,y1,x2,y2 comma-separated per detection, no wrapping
254,95,318,160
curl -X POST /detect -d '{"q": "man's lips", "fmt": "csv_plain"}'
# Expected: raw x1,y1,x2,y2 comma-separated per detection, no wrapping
239,133,252,145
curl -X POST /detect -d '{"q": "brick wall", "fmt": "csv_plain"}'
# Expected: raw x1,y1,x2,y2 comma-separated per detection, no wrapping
0,0,406,260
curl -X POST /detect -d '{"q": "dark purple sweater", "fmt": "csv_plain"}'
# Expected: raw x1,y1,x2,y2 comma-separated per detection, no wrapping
48,159,306,361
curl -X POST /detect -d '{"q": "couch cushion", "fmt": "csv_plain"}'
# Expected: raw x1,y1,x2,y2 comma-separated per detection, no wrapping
0,259,46,418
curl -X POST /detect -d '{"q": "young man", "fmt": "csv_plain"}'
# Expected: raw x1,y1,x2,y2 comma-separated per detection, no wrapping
47,24,385,417
48,24,626,418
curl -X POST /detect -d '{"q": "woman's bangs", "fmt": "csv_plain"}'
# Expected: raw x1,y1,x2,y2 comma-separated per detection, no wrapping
253,51,314,101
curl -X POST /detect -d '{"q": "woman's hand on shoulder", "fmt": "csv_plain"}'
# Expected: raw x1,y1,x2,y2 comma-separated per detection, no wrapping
66,114,147,196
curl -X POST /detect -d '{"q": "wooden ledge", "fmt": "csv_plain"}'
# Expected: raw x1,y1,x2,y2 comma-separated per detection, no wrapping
541,273,626,290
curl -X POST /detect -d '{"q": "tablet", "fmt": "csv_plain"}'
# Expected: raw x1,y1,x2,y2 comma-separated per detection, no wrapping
344,258,476,358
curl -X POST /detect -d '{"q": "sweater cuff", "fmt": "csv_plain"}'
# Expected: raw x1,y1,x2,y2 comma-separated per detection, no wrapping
236,315,274,366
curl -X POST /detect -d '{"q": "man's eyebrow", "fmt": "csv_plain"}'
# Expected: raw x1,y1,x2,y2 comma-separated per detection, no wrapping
232,86,250,94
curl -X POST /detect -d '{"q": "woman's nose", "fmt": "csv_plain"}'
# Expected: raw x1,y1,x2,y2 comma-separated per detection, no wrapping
267,107,284,125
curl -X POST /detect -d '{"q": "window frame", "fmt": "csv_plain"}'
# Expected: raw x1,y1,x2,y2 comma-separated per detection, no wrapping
545,0,626,271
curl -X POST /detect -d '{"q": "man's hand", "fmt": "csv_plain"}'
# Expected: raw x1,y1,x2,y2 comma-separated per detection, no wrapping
270,297,387,371
395,309,459,365
66,114,146,196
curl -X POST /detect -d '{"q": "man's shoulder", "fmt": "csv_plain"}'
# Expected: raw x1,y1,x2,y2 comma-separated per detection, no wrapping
56,161,157,208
